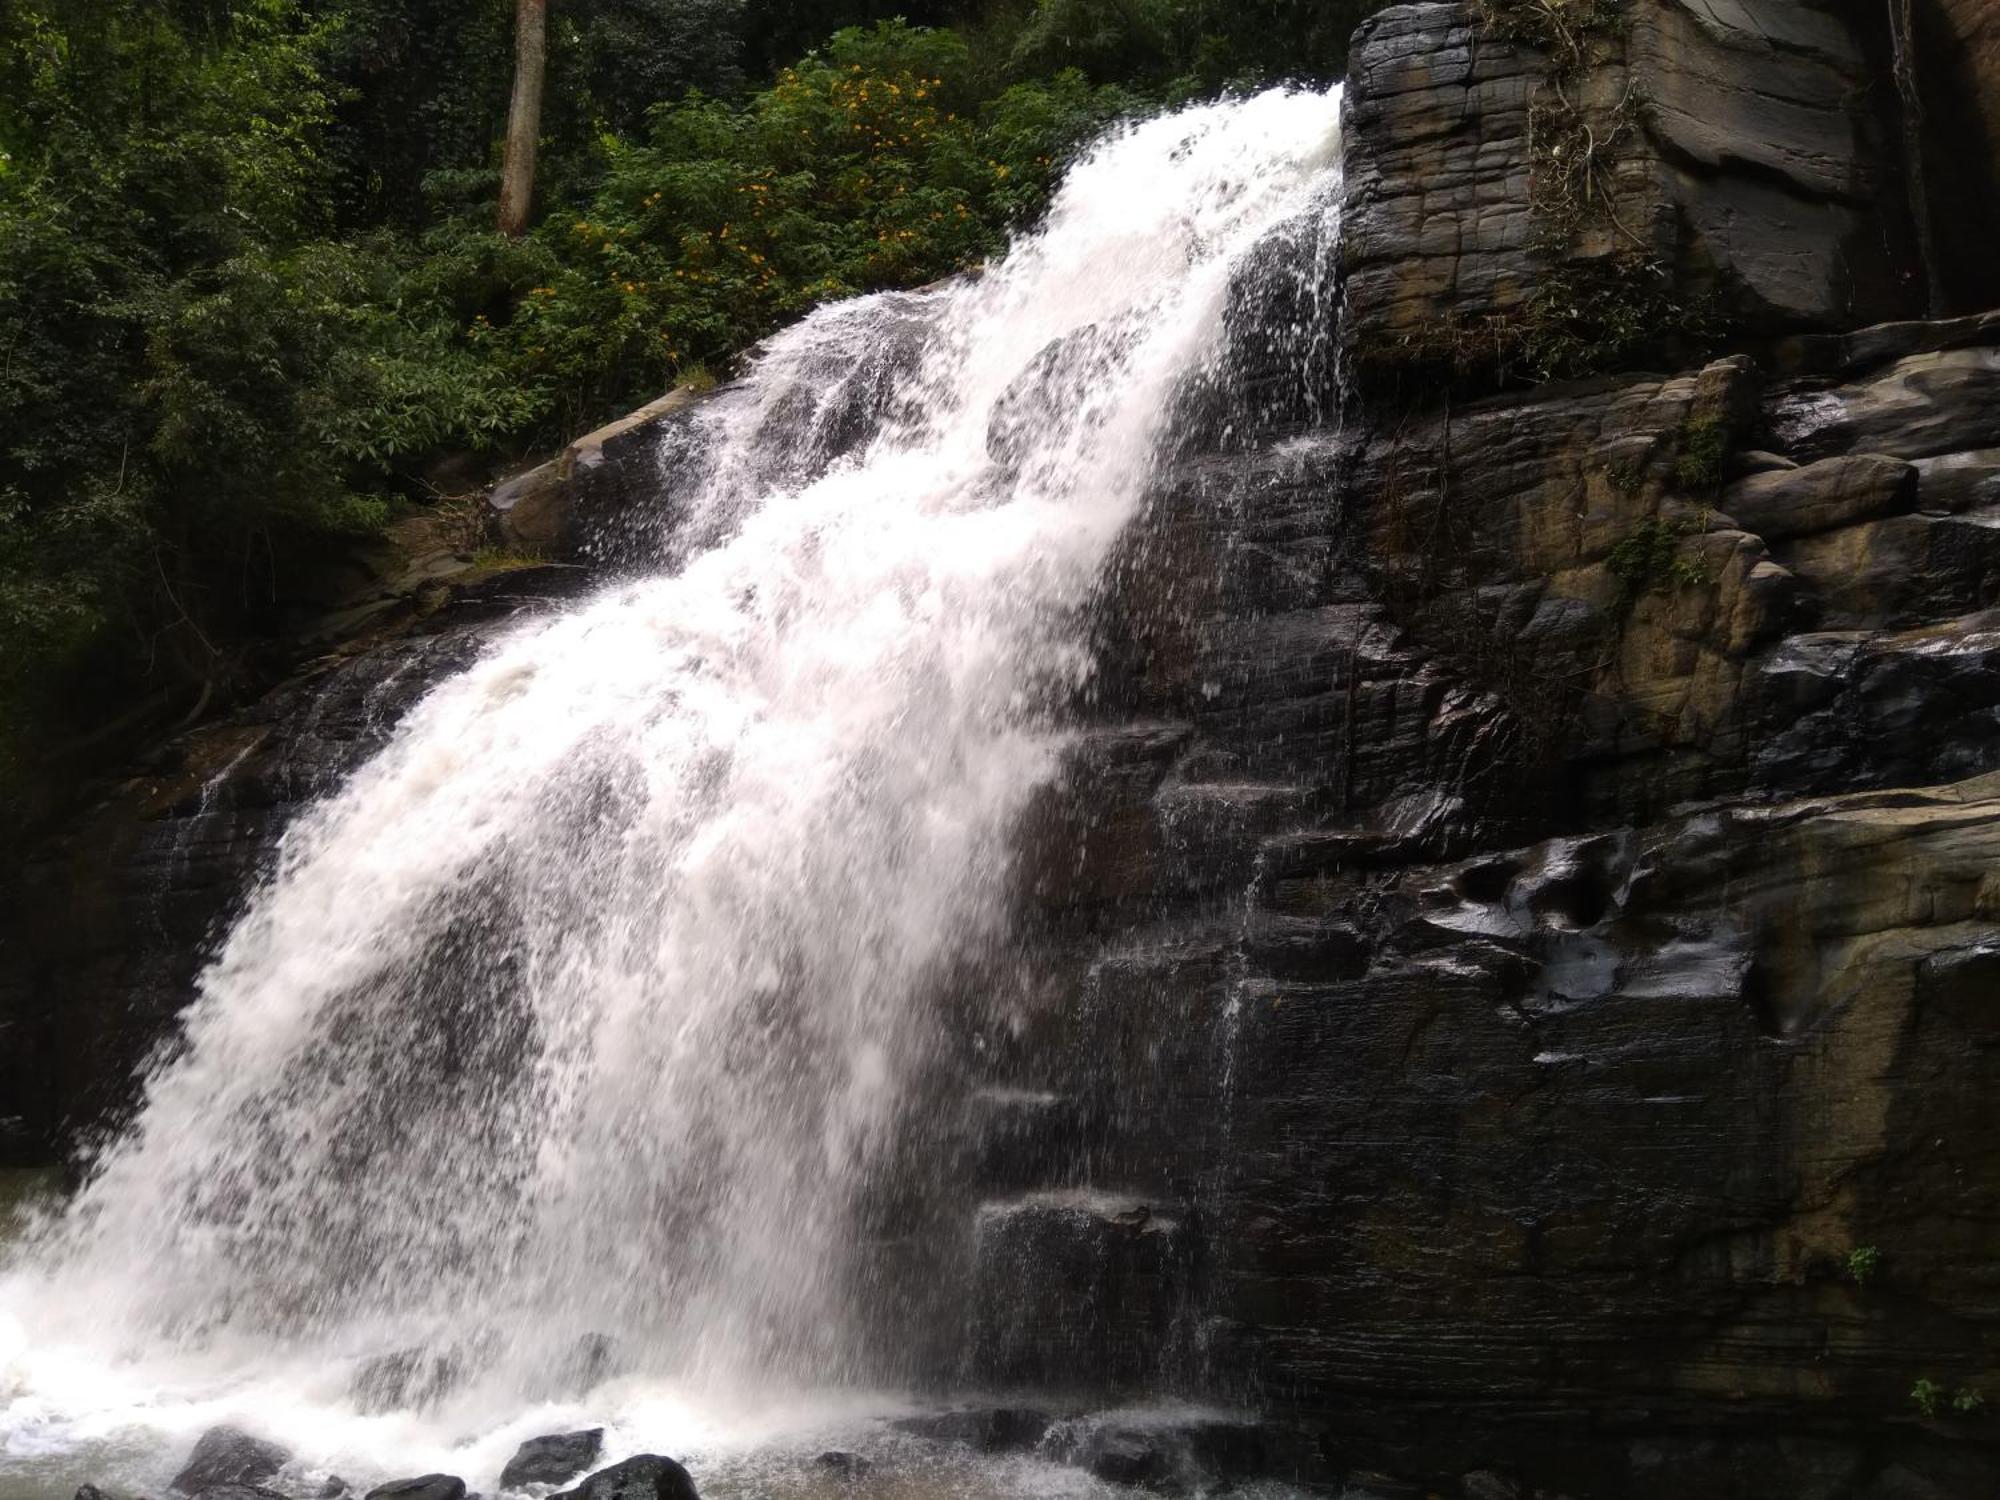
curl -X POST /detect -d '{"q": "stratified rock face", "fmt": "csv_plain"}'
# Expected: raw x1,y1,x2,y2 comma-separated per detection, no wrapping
920,299,1999,1496
1925,0,2000,308
1340,0,1919,377
0,571,588,1166
927,19,2000,1493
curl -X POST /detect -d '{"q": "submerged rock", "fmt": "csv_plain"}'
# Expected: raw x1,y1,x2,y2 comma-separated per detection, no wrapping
192,1487,288,1500
170,1428,291,1495
813,1451,871,1481
363,1478,465,1500
499,1430,604,1491
1042,1415,1266,1495
892,1406,1053,1453
550,1456,698,1500
351,1348,467,1414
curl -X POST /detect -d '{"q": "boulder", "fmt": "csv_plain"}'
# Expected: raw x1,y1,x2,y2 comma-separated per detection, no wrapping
812,1451,870,1481
1722,454,1916,541
1077,1428,1175,1490
363,1479,465,1500
191,1488,288,1500
170,1428,291,1495
498,1431,604,1492
1042,1416,1266,1495
550,1456,697,1500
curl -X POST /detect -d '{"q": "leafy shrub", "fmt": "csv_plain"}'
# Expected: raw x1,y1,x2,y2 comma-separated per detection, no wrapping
475,22,1135,438
1845,1244,1882,1287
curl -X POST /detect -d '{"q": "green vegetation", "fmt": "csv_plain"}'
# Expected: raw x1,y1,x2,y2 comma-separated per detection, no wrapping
1908,1378,1987,1420
0,0,1372,830
1673,412,1729,494
1456,0,1716,382
1607,515,1708,599
1846,1244,1882,1287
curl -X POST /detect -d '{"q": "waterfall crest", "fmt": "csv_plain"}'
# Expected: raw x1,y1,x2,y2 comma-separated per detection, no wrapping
1,85,1342,1471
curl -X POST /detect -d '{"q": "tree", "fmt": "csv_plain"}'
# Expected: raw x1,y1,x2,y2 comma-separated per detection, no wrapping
497,0,547,235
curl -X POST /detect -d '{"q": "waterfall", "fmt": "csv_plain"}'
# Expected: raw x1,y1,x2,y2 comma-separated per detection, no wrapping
0,86,1343,1487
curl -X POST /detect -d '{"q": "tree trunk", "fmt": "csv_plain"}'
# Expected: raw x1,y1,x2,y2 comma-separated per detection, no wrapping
497,0,547,237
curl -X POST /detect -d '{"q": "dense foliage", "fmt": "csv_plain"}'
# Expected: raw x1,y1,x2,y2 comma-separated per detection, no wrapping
0,0,1369,824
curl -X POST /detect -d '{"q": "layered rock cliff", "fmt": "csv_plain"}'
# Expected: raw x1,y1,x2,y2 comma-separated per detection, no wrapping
3,4,1996,1498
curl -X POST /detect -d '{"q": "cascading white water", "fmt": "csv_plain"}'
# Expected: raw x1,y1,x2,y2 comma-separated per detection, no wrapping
0,86,1342,1495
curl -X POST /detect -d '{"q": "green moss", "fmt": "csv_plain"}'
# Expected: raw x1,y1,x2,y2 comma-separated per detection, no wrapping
1607,515,1707,599
1674,413,1730,493
1606,456,1647,495
1456,0,1723,383
1845,1244,1882,1287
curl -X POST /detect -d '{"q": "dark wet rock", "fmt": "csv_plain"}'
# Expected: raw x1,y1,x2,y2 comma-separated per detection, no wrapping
1722,454,1917,541
170,1428,291,1495
192,1487,288,1500
812,1451,871,1481
988,328,1114,471
892,1407,1053,1454
1341,0,1919,385
489,388,706,559
970,1193,1192,1390
550,1456,698,1500
1459,1473,1520,1500
73,1486,106,1500
363,1479,466,1500
1042,1416,1267,1495
351,1348,467,1414
318,1480,351,1498
550,1333,618,1395
1765,348,2000,467
499,1430,604,1491
1078,1429,1174,1490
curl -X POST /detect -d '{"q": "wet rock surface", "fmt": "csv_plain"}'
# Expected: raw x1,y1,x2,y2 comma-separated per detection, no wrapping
170,1429,291,1496
362,1479,465,1500
0,574,582,1167
1340,0,1921,382
550,1455,697,1500
499,1431,604,1492
890,1407,1053,1454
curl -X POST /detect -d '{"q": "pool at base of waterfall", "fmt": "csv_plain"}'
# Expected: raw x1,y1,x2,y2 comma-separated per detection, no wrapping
0,1389,1320,1500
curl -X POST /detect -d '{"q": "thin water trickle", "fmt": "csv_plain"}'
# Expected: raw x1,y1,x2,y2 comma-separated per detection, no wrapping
0,87,1343,1499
